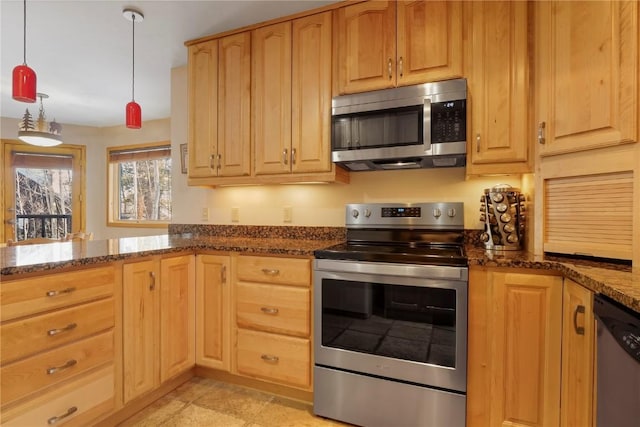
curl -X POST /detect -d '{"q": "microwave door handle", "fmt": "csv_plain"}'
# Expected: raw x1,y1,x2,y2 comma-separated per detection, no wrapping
353,117,360,148
423,98,432,152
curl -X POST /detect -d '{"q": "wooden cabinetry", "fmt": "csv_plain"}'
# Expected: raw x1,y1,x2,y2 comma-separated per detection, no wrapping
123,255,195,403
0,266,117,426
253,12,332,176
335,0,462,94
535,1,638,156
561,279,595,427
188,33,251,179
195,254,230,371
465,1,531,175
232,255,312,390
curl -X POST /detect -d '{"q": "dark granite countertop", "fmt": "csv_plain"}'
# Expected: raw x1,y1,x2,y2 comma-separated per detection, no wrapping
1,231,637,314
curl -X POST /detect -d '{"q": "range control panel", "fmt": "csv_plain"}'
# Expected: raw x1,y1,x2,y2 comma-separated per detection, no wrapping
346,202,464,230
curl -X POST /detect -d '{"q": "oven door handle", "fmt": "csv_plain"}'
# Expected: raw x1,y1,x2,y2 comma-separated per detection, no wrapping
315,259,468,281
423,98,432,153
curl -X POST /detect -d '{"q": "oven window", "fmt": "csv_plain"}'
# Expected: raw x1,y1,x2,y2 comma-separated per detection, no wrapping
321,279,456,367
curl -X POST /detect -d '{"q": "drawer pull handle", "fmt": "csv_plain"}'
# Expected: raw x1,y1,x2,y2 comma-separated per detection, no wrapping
149,271,156,291
47,323,77,336
261,307,279,315
221,265,227,284
48,406,78,425
46,287,76,298
573,304,585,335
261,268,280,276
47,359,77,375
261,354,279,363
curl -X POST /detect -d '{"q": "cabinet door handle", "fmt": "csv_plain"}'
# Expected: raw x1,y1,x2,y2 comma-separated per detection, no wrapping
399,56,404,77
261,268,280,276
48,406,78,425
573,304,585,335
149,271,156,291
388,58,393,79
291,148,296,165
47,359,77,375
476,134,481,153
282,148,288,165
221,265,227,284
217,153,222,170
538,121,546,145
47,323,77,336
261,354,279,363
260,307,279,315
46,287,76,298
209,154,216,169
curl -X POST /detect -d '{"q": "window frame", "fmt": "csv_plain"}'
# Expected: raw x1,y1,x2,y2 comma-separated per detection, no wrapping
106,141,172,228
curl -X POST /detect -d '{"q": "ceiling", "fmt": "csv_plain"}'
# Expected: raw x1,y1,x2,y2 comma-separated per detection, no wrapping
1,0,337,127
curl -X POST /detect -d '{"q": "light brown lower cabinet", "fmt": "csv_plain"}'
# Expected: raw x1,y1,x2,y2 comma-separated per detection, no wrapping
123,255,195,404
468,268,595,427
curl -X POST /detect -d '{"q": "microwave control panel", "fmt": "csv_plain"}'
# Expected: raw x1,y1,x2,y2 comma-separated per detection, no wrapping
431,100,466,143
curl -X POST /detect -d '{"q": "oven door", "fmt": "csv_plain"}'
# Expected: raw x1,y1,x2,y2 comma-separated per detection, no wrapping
314,259,468,393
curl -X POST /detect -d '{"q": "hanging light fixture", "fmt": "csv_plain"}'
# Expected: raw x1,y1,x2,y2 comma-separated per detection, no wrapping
13,0,37,102
123,8,143,129
18,93,63,147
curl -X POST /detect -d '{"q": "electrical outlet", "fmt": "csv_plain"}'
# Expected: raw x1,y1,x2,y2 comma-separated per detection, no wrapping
201,207,209,222
231,207,240,222
283,206,292,223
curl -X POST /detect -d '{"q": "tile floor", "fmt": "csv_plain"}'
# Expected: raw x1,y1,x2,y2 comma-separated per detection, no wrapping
119,377,351,427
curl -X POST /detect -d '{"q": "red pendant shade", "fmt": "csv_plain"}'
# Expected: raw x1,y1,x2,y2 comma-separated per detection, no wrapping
12,64,37,102
126,101,141,129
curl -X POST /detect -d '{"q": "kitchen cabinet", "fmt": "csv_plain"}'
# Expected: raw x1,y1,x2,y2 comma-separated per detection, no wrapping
195,254,230,371
123,255,195,403
535,0,639,156
465,1,532,175
187,32,251,179
0,266,116,426
232,254,312,390
253,12,332,176
560,279,595,427
467,268,563,427
335,0,462,94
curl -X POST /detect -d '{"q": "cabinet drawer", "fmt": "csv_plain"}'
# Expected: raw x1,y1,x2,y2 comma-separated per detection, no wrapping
236,282,310,337
236,256,310,287
1,266,116,322
1,365,114,427
1,331,113,405
1,298,114,364
236,329,310,389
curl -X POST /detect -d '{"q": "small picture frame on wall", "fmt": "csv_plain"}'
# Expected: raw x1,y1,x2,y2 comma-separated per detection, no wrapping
180,143,188,174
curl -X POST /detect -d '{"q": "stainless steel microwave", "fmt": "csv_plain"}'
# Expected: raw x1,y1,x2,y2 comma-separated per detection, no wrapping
331,79,467,171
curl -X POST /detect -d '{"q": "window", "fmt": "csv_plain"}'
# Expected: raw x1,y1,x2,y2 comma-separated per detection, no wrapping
107,142,171,227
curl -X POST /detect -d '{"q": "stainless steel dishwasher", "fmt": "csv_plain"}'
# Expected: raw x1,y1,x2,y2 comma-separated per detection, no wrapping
594,294,640,427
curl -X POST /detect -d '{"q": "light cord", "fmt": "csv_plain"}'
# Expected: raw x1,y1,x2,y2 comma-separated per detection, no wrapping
131,14,135,101
23,0,27,64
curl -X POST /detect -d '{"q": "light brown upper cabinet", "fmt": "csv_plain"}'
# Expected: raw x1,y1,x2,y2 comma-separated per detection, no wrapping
253,12,332,175
465,1,532,175
188,33,251,179
535,1,639,156
335,0,462,94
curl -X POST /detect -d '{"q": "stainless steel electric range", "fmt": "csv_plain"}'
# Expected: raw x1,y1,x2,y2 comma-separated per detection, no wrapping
313,202,468,427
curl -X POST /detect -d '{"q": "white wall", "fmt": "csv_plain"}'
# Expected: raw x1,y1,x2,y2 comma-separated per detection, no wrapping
169,66,522,230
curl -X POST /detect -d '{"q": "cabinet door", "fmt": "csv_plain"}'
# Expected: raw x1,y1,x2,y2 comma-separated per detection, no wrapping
188,40,218,178
160,255,195,382
466,1,531,175
123,260,159,403
536,1,638,156
397,1,462,86
218,32,251,177
291,12,332,174
195,255,230,371
561,279,595,427
253,22,292,175
335,0,396,94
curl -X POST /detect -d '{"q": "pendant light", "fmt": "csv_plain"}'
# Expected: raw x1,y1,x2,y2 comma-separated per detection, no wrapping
123,8,143,129
18,93,63,147
13,0,37,102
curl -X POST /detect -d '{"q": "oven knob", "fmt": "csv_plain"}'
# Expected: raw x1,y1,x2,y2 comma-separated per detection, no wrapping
364,209,372,218
433,208,442,218
447,208,456,217
351,209,359,219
